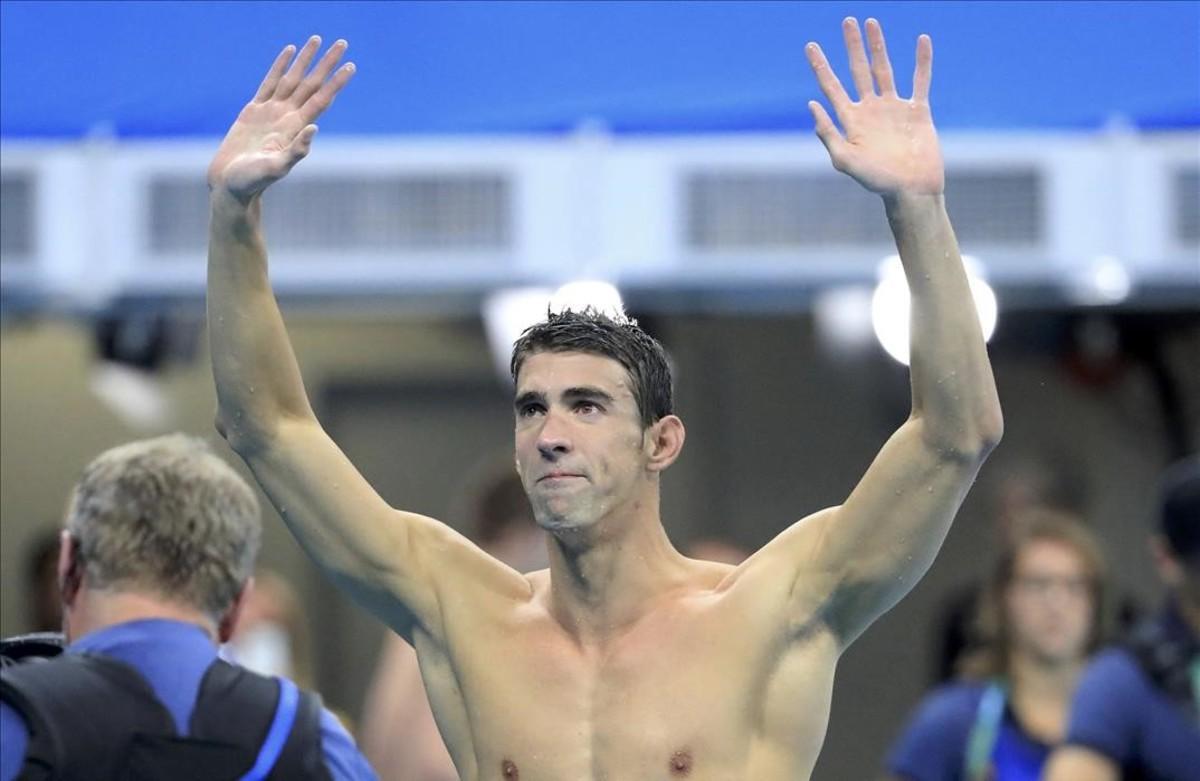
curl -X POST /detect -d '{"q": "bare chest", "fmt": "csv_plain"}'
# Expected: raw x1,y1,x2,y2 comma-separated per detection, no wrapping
423,595,837,781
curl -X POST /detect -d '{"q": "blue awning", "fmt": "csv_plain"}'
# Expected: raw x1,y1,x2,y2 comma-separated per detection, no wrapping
2,0,1197,138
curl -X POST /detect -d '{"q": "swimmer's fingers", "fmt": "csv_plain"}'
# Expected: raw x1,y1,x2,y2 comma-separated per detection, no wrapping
292,39,349,106
283,124,319,171
253,44,296,103
912,33,933,104
808,100,848,169
842,17,875,100
300,61,357,125
864,18,896,97
806,41,851,120
274,36,322,101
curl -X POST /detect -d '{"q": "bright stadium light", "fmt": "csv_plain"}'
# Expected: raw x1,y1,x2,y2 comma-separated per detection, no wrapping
483,287,554,382
871,255,997,366
483,280,627,383
549,280,625,320
1067,255,1133,305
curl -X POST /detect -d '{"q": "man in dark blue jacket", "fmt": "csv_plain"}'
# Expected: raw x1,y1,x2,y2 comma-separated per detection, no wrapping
0,434,376,780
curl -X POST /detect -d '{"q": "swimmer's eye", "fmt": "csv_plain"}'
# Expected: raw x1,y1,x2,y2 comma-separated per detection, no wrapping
517,402,546,418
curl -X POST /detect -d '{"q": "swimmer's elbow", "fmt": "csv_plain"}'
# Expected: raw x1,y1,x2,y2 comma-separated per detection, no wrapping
917,404,1003,465
214,405,278,457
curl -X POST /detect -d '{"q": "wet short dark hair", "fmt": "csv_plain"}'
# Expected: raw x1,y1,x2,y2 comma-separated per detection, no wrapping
510,308,673,428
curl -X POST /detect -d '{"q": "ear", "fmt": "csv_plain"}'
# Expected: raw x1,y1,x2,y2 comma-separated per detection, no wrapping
217,576,254,644
57,530,83,608
645,415,685,473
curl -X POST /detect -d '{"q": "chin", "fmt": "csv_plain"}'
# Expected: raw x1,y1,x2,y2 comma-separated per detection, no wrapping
533,500,598,535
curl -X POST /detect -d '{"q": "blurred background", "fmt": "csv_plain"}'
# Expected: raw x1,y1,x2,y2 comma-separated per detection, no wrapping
2,1,1197,777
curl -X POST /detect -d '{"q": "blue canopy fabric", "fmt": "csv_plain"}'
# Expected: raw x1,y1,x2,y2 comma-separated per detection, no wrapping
2,0,1197,138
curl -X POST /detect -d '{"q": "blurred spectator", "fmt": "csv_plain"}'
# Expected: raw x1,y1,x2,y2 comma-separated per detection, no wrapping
886,508,1112,781
0,434,375,780
22,530,62,633
1044,456,1200,781
224,568,315,689
931,454,1086,682
359,469,545,781
930,454,1134,682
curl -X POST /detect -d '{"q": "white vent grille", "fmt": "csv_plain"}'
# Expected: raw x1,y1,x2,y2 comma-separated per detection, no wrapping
148,174,512,254
1,172,35,260
684,168,1043,250
1173,166,1199,245
686,172,888,248
945,170,1043,244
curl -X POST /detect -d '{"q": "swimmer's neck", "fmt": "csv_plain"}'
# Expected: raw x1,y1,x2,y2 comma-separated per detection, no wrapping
544,498,692,645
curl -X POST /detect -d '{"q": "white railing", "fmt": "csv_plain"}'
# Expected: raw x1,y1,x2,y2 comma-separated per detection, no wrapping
2,127,1197,313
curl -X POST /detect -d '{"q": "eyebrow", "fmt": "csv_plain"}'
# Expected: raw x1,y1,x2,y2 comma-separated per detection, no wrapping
513,386,616,410
562,386,615,405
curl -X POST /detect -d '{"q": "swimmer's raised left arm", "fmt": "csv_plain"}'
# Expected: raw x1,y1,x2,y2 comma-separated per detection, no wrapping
752,18,1002,648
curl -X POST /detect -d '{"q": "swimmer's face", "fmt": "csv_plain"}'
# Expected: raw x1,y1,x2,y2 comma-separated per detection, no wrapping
513,351,649,533
1004,539,1095,665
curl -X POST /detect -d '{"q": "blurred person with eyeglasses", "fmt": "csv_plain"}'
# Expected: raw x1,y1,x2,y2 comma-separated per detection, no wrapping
886,508,1112,781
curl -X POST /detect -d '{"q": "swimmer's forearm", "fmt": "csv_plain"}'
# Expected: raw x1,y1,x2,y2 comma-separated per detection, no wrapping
207,189,317,450
885,192,1003,456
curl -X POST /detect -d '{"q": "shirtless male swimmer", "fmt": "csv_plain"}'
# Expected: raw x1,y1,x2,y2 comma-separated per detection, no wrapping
207,18,1003,781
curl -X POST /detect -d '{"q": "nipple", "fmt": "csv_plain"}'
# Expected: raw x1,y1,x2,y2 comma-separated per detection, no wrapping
669,749,693,775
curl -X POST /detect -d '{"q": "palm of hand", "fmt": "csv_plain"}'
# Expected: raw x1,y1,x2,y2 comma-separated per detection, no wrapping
208,103,308,200
207,38,354,202
835,95,943,196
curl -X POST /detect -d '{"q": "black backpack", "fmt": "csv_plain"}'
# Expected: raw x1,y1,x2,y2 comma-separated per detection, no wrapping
1,652,333,780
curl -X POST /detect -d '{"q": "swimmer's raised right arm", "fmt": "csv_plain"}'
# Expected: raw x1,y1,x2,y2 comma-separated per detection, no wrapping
206,38,527,644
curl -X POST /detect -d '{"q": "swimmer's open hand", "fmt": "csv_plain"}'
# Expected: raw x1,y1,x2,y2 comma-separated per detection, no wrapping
806,18,943,197
207,37,355,202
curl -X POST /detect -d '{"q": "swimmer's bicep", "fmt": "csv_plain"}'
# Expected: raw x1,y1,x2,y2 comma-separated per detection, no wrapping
787,419,984,643
241,417,503,642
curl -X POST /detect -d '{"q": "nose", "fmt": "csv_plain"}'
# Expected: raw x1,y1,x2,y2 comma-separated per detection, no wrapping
536,411,572,460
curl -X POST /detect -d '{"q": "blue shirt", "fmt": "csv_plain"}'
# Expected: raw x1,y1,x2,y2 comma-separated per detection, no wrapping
1063,604,1200,781
0,619,376,781
887,681,1050,781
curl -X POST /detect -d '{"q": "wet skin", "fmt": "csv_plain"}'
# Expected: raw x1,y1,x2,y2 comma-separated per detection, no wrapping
206,19,1002,781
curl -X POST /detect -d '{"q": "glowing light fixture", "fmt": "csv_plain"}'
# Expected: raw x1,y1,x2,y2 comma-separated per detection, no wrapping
1067,255,1133,305
548,280,625,320
871,255,998,366
483,287,554,381
483,280,626,382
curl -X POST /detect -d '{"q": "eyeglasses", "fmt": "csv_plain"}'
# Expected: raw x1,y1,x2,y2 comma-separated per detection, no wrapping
1011,574,1093,599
